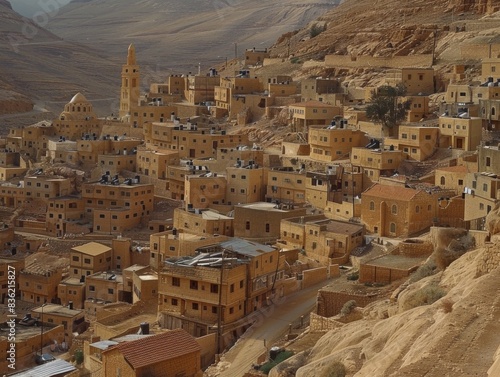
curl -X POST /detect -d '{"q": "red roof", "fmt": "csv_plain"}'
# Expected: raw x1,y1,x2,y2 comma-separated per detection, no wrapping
114,329,200,369
362,183,420,201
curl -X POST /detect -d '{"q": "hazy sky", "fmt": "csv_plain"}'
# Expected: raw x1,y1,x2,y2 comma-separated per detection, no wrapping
9,0,72,17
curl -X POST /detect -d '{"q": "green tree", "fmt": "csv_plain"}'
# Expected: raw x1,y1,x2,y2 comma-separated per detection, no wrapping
366,84,411,136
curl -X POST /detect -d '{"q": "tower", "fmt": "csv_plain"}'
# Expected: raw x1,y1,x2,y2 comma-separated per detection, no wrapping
119,44,140,119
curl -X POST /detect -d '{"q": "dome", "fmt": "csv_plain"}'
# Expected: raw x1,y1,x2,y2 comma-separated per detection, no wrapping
69,92,89,104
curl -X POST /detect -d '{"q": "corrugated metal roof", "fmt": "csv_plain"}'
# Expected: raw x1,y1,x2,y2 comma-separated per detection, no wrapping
11,359,76,377
220,238,275,256
90,340,119,350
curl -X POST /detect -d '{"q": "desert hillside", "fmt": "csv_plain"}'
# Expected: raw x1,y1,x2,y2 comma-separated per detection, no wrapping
46,0,339,72
0,1,119,115
267,227,500,376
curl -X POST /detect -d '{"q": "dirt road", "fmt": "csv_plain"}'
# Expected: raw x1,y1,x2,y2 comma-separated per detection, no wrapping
209,280,330,377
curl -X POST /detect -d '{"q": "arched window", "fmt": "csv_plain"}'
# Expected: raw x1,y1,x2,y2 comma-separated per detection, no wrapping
391,204,397,214
390,222,396,233
440,176,445,185
369,201,375,211
245,221,250,230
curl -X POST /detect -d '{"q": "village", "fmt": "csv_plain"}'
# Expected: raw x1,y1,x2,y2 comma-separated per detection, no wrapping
0,39,500,377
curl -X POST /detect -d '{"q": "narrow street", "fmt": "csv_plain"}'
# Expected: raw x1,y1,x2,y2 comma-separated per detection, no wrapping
214,279,330,377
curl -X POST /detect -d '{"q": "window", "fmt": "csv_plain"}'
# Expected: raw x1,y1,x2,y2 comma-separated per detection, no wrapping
486,157,491,167
240,280,244,288
391,204,397,214
440,176,445,185
210,284,218,293
190,280,198,290
390,223,396,233
245,221,250,230
483,183,488,192
172,299,178,306
265,223,270,233
230,283,235,293
89,285,95,292
369,201,375,211
192,303,199,310
108,288,114,294
212,306,218,314
172,277,180,287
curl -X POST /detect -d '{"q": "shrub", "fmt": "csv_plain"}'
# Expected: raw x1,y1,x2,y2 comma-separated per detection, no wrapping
441,298,454,313
310,23,326,38
74,349,84,365
325,361,346,377
340,300,357,316
406,283,446,309
347,272,359,281
290,57,301,64
409,260,438,283
260,350,294,374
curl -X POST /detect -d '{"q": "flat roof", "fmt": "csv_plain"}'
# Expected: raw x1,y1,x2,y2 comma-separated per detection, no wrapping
236,202,289,212
201,210,233,220
364,255,426,270
32,304,83,317
71,242,111,256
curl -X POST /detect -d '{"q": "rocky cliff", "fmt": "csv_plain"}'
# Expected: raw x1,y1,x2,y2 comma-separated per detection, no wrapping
269,230,500,376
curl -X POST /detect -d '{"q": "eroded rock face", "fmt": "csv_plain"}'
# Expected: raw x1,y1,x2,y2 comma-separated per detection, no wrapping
486,201,500,240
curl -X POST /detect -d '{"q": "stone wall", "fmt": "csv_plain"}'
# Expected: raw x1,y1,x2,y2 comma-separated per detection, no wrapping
316,289,380,317
309,312,344,332
302,267,328,288
325,54,433,69
397,240,434,257
359,263,418,284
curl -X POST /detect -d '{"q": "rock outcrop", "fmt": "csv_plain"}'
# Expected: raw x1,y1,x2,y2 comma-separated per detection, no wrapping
271,242,500,376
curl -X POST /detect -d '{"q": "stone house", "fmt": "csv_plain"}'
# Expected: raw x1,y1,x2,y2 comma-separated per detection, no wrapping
184,173,227,209
289,100,342,132
46,196,86,237
70,242,112,279
31,303,86,347
351,146,404,183
396,124,439,161
308,124,368,162
265,167,306,205
361,183,442,237
385,67,434,96
19,263,63,305
233,202,307,243
226,164,265,205
438,115,482,151
102,329,202,377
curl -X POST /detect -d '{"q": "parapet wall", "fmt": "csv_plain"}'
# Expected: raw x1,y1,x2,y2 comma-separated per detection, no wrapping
309,312,344,332
325,54,433,69
397,240,434,257
316,289,380,317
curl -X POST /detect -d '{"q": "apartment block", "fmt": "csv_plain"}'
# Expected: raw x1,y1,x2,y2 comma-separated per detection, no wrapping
158,238,284,337
46,196,87,237
289,101,342,131
226,165,265,205
173,208,233,237
19,264,63,304
82,179,154,234
266,167,306,205
351,146,404,182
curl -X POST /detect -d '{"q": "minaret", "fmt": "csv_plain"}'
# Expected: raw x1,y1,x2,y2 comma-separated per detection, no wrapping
119,44,140,119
